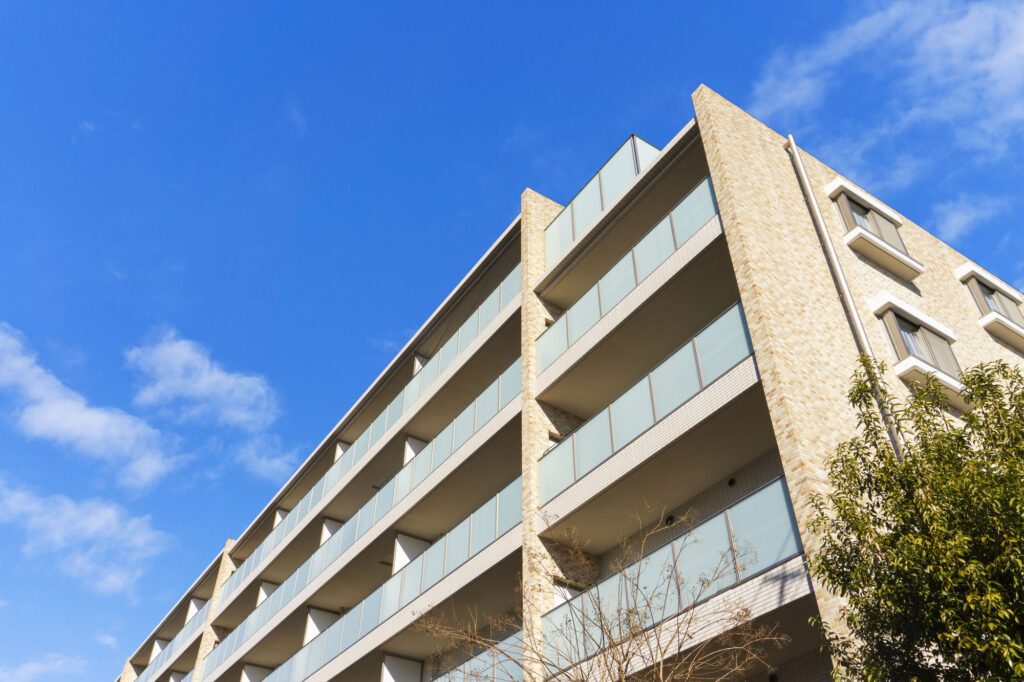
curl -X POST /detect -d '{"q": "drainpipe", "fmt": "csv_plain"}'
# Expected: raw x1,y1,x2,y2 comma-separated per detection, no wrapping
783,135,903,456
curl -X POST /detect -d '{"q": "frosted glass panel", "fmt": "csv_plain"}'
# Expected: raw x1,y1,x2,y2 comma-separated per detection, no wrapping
539,440,575,504
671,177,717,245
599,139,637,206
573,175,603,235
633,216,675,282
573,409,612,477
496,478,522,536
475,379,499,428
358,588,382,637
537,317,568,372
445,518,471,574
598,253,636,314
439,335,458,372
500,359,521,406
452,403,476,451
470,497,496,555
674,514,734,601
400,554,424,607
374,480,395,522
379,573,402,621
478,288,500,330
458,310,479,354
500,263,522,310
546,210,574,271
635,137,659,170
568,286,600,345
694,304,751,384
432,424,454,469
729,480,800,579
421,540,446,590
650,342,701,418
610,379,655,450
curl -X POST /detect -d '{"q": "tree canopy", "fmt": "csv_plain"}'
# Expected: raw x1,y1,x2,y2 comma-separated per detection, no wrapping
810,358,1024,680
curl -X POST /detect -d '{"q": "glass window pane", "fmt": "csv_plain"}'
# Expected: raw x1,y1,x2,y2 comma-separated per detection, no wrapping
458,310,480,355
996,291,1024,327
599,139,637,208
635,137,659,170
695,304,752,385
650,342,701,418
674,513,735,602
729,480,800,579
610,379,655,451
922,328,959,377
479,288,501,333
421,539,446,590
375,479,395,523
873,213,906,254
386,390,405,429
452,402,476,452
394,461,413,503
671,177,718,245
400,554,424,607
413,443,433,486
896,316,926,360
432,423,454,469
439,335,458,373
470,497,497,556
539,439,576,505
358,587,383,638
537,317,568,372
500,358,522,406
545,210,574,271
340,610,360,651
598,253,636,315
476,379,500,429
445,518,471,574
633,216,675,282
848,199,874,233
496,477,522,536
380,573,403,621
500,263,522,310
369,412,386,446
568,286,601,345
573,409,612,478
572,175,603,236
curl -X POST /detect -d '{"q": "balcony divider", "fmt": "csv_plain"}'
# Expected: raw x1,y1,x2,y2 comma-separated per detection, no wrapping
204,359,523,678
220,264,522,605
537,176,717,372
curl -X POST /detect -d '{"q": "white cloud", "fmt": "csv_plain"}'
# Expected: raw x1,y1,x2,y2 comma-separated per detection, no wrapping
288,101,307,134
0,478,167,595
0,323,174,488
78,121,96,135
750,1,1024,159
0,654,86,682
95,634,118,650
234,434,299,482
126,330,279,431
931,193,1008,242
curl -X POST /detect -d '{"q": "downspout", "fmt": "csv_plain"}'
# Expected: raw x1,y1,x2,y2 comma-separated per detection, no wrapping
783,135,903,456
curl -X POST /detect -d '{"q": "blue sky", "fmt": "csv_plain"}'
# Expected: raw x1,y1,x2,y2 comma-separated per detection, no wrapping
1,1,1022,679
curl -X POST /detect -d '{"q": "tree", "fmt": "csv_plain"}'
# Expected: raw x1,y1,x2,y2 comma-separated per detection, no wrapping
418,509,787,681
809,358,1024,680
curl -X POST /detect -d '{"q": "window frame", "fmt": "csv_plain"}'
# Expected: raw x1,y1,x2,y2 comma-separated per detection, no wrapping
835,192,909,256
880,310,960,378
965,276,1024,328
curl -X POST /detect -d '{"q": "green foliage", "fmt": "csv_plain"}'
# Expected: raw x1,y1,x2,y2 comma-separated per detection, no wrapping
809,358,1024,681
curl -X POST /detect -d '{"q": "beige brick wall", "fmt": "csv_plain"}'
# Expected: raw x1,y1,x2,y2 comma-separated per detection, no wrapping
692,84,1023,639
193,539,237,682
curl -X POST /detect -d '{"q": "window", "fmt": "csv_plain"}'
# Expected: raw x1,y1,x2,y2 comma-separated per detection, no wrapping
836,193,908,255
882,311,959,377
966,277,1024,328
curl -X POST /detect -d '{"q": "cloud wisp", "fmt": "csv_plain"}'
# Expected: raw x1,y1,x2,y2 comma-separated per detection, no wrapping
0,323,175,488
0,478,167,595
931,193,1008,243
0,654,87,682
126,330,279,432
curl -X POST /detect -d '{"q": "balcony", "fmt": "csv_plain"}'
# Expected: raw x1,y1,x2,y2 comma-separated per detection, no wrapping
132,601,208,682
537,175,720,379
843,227,923,281
217,264,522,615
247,478,524,682
544,136,661,273
204,359,524,680
894,356,968,411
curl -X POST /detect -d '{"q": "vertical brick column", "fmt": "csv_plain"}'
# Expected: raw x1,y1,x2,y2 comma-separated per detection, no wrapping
519,188,565,682
691,85,855,639
192,539,237,681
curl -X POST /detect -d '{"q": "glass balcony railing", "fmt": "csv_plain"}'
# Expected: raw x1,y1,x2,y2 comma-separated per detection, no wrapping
205,359,524,677
181,671,194,682
537,177,718,373
432,479,799,681
257,477,524,682
135,601,209,682
540,302,753,506
544,136,661,272
220,264,522,604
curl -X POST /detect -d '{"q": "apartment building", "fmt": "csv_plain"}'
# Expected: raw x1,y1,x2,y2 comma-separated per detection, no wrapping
117,85,1024,682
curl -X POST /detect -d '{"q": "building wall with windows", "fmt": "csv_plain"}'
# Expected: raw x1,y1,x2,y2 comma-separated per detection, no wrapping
117,85,1024,682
